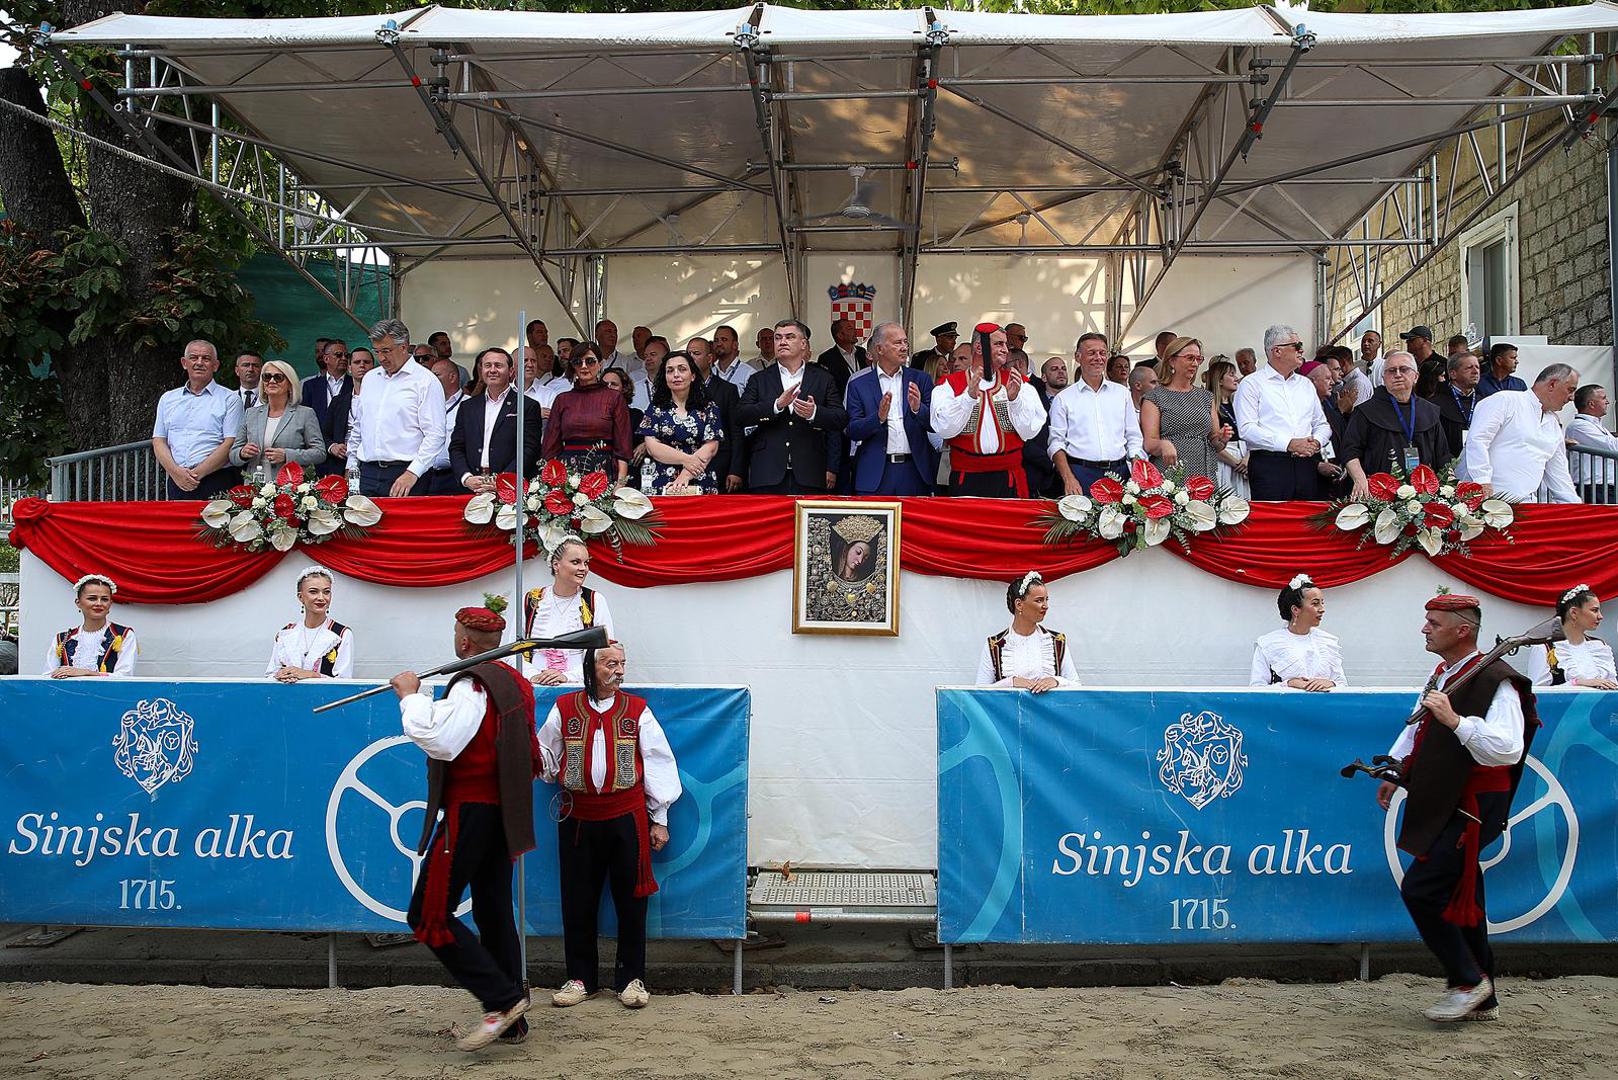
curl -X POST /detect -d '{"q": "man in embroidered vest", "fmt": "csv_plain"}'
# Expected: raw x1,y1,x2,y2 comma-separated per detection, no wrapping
539,641,681,1009
1376,592,1536,1024
392,599,540,1052
929,322,1047,497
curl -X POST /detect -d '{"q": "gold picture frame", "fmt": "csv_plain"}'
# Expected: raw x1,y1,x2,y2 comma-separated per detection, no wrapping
792,500,901,636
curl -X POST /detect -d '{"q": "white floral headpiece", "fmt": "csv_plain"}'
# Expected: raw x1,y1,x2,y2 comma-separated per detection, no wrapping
1288,573,1313,590
72,573,117,597
295,564,335,589
1014,570,1044,598
1561,583,1591,604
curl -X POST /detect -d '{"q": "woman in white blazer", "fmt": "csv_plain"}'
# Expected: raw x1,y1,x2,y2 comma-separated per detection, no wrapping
231,359,327,483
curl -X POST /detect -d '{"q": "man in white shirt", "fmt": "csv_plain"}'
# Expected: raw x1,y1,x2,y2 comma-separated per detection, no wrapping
747,326,775,369
1234,324,1335,500
710,324,759,392
347,318,448,498
596,319,638,378
1359,329,1385,387
1568,384,1618,494
1048,332,1143,495
1461,363,1580,503
930,323,1047,497
1126,362,1157,440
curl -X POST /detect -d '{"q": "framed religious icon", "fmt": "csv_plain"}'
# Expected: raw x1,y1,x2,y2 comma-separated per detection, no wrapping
792,500,901,636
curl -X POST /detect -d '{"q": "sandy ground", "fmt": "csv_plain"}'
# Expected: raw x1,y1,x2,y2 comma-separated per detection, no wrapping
2,976,1615,1079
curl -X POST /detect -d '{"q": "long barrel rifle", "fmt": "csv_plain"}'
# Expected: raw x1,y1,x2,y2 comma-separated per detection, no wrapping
311,625,609,714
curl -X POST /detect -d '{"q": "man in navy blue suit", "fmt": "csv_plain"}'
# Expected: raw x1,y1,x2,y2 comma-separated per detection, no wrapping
302,340,353,475
845,322,935,496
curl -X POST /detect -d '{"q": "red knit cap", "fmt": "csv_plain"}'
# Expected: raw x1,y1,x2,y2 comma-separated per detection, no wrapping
1425,593,1481,613
974,321,1001,335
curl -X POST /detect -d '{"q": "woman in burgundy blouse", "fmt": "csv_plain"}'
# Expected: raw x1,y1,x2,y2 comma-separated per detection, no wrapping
540,341,631,483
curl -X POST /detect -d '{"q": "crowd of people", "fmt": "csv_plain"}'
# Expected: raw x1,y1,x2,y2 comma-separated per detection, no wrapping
152,316,1616,506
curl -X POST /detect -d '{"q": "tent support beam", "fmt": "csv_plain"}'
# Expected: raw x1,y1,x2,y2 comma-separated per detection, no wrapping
381,30,584,336
737,14,801,321
899,12,947,332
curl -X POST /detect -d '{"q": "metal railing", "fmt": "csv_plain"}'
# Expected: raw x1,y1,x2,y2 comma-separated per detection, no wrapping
1570,443,1618,505
2,478,44,535
48,441,166,502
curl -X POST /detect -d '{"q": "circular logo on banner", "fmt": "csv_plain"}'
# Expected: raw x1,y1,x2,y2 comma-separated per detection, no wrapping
1383,755,1578,934
325,736,470,924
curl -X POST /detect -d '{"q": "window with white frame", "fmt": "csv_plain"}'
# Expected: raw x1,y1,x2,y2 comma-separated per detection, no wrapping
1458,203,1520,339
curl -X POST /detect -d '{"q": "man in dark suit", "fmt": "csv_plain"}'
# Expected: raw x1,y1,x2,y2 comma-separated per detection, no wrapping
815,319,868,395
449,346,541,492
739,320,848,495
686,335,747,492
1430,350,1481,460
845,322,935,496
302,340,353,476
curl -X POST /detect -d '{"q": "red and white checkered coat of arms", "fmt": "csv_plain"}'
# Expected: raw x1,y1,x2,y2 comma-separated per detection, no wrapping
828,282,876,338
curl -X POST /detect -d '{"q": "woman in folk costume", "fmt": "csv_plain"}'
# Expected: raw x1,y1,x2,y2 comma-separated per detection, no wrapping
929,322,1047,497
539,639,681,1010
1250,574,1346,691
395,597,541,1052
266,566,355,682
44,573,138,678
516,536,616,686
1525,584,1617,689
976,571,1081,692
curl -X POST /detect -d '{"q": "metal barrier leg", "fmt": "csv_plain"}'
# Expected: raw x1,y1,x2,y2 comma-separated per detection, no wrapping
943,943,953,990
732,940,743,996
328,933,339,989
1359,943,1370,982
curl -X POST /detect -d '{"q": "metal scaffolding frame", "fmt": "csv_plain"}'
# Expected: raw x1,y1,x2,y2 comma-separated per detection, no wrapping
28,6,1618,345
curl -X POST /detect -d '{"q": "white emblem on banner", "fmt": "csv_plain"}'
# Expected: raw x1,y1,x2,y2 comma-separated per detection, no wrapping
1157,710,1247,810
112,698,199,795
325,736,470,924
1383,755,1578,934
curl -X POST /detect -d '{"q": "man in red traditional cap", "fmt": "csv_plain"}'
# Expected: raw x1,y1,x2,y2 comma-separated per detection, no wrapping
929,322,1047,497
392,596,540,1051
1376,591,1536,1024
538,640,681,1010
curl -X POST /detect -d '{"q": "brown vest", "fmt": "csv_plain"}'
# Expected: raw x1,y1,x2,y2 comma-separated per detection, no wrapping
416,662,537,858
1398,658,1536,856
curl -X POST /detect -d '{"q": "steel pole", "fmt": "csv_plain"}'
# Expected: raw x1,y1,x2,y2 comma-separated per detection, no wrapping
513,307,529,990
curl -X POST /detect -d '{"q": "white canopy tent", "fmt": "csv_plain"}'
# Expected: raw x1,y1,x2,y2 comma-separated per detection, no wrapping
41,3,1618,342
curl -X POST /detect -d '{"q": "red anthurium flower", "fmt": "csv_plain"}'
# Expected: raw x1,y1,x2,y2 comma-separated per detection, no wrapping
276,462,304,487
1423,502,1455,529
1366,473,1401,500
1184,475,1215,501
1129,458,1163,489
494,473,520,503
228,485,255,508
578,471,610,499
1409,464,1440,495
314,474,348,503
1455,481,1486,511
540,459,567,487
1139,494,1175,519
544,490,573,516
273,493,298,521
1090,477,1124,504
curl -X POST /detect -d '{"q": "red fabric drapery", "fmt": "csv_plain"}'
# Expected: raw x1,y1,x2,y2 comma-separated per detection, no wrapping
10,495,1618,606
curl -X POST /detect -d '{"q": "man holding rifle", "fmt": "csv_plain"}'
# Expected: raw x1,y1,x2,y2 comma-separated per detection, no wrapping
1377,592,1537,1024
392,596,540,1051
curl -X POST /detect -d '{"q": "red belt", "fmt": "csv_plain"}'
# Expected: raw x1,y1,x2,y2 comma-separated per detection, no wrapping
567,786,658,898
1443,764,1512,927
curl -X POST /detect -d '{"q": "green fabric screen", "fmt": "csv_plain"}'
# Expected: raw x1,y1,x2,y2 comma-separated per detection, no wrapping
237,254,391,378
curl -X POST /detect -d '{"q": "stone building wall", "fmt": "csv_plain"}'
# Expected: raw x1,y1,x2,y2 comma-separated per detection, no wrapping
1329,133,1611,349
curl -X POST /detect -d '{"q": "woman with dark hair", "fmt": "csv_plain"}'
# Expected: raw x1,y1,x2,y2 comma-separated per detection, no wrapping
1204,358,1249,497
975,571,1081,691
541,340,631,483
637,350,723,495
1526,585,1616,688
1250,573,1345,690
44,573,138,678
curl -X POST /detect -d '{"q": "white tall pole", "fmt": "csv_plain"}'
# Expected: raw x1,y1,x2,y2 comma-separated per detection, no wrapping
513,308,529,989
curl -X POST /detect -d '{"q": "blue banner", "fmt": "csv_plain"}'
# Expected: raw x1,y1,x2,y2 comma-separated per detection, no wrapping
938,688,1617,945
0,679,749,939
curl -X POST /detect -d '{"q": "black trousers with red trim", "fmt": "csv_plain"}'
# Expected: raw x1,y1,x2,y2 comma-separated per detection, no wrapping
407,802,526,1013
559,813,647,993
1400,789,1509,1009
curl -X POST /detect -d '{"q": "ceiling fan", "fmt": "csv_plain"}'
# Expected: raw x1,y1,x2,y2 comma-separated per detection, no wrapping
791,165,916,232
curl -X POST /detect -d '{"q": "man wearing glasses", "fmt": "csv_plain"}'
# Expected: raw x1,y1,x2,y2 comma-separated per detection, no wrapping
1233,325,1335,500
304,340,353,476
345,319,449,498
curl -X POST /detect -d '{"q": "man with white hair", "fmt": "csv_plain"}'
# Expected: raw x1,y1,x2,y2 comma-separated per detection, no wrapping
346,318,449,498
1462,364,1580,503
152,339,243,499
1233,325,1334,500
845,322,935,496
